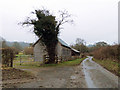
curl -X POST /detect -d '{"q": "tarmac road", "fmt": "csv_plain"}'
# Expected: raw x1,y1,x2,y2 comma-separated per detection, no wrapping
82,56,118,88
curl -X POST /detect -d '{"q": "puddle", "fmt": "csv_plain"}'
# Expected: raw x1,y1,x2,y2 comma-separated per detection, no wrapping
70,76,76,80
82,58,97,88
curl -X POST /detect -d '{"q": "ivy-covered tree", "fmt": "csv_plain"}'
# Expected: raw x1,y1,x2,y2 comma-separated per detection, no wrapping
23,9,72,64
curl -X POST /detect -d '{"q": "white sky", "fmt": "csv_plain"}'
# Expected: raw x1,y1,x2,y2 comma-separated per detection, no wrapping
0,0,119,45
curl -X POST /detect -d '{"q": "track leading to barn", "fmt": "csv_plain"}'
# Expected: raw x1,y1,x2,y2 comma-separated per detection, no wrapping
5,66,87,88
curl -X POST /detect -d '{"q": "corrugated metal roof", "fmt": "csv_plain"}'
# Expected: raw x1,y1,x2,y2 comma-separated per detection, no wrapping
71,48,80,53
58,38,70,48
33,38,79,53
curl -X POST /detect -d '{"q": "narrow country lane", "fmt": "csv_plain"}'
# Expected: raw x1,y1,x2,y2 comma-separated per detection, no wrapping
82,56,118,88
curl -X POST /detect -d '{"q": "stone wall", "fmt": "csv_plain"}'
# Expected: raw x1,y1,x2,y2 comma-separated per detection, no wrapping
34,40,72,62
34,40,47,62
61,46,71,61
56,42,71,61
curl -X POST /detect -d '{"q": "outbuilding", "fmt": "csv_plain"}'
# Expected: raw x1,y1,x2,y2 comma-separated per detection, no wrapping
33,38,80,62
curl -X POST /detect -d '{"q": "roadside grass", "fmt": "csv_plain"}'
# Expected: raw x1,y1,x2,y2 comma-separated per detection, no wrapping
42,58,86,67
13,58,86,69
13,61,42,69
93,58,119,76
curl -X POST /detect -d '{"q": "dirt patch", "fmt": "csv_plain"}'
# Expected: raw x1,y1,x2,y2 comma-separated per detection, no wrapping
2,68,36,88
2,64,87,88
2,68,35,81
68,65,87,88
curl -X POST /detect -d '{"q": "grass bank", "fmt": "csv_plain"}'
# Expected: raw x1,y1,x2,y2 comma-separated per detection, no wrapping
14,58,86,69
42,58,86,67
93,58,119,76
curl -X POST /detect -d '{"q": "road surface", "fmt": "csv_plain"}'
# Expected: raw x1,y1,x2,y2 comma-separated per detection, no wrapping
82,56,118,88
3,66,87,88
3,57,119,88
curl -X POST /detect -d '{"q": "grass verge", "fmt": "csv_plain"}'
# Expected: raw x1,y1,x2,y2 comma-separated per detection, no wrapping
93,58,119,76
14,58,86,69
42,58,86,67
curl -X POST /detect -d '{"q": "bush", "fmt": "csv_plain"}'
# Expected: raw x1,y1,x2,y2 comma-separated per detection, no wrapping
80,53,86,58
1,47,15,67
24,47,33,55
92,45,119,61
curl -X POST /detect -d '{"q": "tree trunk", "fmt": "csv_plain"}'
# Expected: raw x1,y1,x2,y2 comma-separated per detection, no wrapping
10,58,13,67
46,43,57,64
10,52,14,67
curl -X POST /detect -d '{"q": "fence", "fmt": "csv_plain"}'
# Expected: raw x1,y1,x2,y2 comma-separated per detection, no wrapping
14,55,34,65
43,55,81,64
14,55,82,65
43,55,59,63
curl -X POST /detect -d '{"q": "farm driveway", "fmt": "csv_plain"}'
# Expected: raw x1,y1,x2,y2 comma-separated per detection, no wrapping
4,65,87,88
3,57,118,88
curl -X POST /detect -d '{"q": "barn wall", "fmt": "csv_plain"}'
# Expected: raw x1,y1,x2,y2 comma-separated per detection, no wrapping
34,40,72,62
34,40,47,62
61,46,71,61
56,42,62,60
55,42,72,61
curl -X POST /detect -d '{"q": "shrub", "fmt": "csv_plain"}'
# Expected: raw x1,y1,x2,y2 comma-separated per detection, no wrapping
1,47,15,67
92,45,119,61
24,47,33,55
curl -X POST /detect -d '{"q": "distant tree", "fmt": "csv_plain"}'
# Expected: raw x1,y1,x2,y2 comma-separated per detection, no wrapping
24,47,33,55
29,43,33,47
95,41,108,47
12,42,22,51
10,47,19,54
72,38,88,53
87,42,108,53
22,9,73,64
76,38,86,45
2,41,9,48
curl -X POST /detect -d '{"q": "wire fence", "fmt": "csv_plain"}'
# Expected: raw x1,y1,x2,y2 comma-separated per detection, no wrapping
14,55,34,65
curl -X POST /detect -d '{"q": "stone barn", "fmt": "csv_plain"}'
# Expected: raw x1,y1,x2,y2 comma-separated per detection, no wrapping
33,38,80,62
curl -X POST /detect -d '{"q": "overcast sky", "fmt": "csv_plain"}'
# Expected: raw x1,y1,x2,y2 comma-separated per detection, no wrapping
0,0,119,45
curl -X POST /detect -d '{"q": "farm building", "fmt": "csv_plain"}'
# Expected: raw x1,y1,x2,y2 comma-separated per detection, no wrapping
33,38,80,62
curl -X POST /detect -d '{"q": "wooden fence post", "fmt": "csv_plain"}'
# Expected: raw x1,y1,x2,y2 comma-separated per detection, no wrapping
43,55,46,64
55,55,58,63
20,55,22,65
